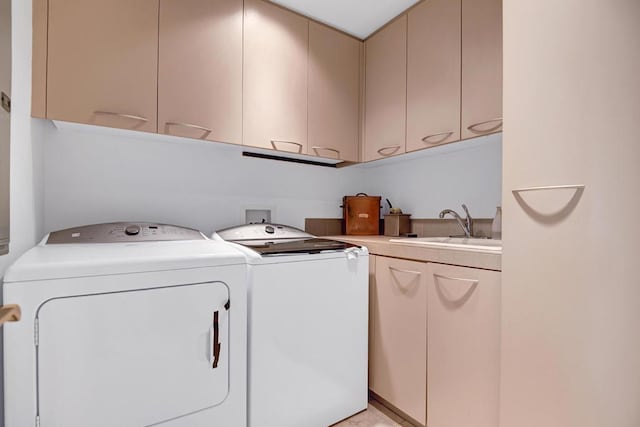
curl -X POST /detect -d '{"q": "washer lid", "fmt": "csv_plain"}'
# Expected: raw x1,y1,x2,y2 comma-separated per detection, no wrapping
215,224,359,256
4,240,246,283
235,238,357,256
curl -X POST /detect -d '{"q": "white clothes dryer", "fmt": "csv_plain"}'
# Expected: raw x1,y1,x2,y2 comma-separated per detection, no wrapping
2,223,248,427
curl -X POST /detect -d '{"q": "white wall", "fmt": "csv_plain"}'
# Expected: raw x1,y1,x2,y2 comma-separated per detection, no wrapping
359,133,502,218
0,0,46,425
43,124,364,235
43,127,501,235
0,0,45,274
0,0,10,253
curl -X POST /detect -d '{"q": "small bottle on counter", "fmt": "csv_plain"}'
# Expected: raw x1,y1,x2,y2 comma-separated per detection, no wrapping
491,206,502,240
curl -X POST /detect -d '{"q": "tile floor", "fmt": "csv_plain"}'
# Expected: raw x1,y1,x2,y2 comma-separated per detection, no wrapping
332,400,415,427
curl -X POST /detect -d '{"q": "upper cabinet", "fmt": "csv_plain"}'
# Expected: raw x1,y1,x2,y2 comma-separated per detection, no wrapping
406,0,461,152
461,0,503,139
158,0,243,144
364,0,502,160
46,0,159,133
243,0,309,154
364,16,407,162
36,0,361,161
308,23,362,162
35,0,501,164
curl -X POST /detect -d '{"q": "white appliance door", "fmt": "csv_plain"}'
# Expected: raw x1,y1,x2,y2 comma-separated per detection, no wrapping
36,282,230,427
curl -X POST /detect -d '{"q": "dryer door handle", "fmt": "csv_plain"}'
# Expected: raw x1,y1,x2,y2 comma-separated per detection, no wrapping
211,311,221,369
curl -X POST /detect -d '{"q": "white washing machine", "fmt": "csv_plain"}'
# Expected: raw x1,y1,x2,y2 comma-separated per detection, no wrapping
2,223,248,427
213,224,368,427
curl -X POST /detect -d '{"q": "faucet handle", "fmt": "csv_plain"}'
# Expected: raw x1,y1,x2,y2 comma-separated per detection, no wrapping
461,204,474,236
461,204,472,219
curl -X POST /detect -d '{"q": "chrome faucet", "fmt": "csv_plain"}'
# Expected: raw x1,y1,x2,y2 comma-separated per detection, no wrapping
439,204,474,238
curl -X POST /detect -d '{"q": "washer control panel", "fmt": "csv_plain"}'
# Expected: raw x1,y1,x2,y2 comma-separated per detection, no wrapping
46,222,206,244
216,223,314,242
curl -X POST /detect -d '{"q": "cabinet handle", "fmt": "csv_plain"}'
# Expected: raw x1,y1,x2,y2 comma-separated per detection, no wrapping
376,145,401,157
421,131,454,145
311,146,341,159
0,304,21,327
466,118,503,134
389,266,422,276
270,140,303,154
512,184,586,194
94,111,149,123
433,273,479,286
165,121,212,139
512,184,585,222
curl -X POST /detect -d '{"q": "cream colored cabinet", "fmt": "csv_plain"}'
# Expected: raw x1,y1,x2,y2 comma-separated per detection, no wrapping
308,22,361,162
243,0,308,154
46,0,159,132
364,16,407,161
460,0,502,139
370,256,427,425
368,254,377,382
501,1,640,426
426,263,500,427
158,0,242,144
406,0,461,152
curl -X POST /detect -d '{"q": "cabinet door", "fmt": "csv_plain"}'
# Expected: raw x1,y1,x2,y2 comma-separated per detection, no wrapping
407,0,461,152
308,22,361,162
461,0,502,139
243,0,308,154
371,256,427,425
426,263,500,427
364,16,407,161
47,0,158,132
368,254,377,386
158,0,242,144
502,1,640,426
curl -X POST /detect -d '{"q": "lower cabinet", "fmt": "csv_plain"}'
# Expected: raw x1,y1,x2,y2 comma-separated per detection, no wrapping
426,263,501,427
370,256,428,425
369,256,501,427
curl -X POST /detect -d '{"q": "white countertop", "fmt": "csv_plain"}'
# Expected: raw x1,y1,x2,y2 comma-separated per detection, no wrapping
325,235,501,271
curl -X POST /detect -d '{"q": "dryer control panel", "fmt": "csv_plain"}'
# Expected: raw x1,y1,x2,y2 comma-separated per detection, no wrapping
46,222,205,244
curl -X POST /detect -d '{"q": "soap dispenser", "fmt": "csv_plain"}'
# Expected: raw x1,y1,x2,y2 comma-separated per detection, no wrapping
491,206,502,240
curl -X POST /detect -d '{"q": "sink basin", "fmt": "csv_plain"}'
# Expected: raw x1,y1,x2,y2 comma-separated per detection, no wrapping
389,237,502,253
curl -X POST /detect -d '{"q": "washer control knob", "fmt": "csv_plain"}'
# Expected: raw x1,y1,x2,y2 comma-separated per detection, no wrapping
265,225,275,234
125,225,141,236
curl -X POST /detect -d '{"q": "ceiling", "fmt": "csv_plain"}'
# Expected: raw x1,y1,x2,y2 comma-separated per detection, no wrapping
269,0,421,39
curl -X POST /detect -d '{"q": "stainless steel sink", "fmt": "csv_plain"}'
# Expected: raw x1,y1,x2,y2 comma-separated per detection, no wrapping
389,237,502,253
